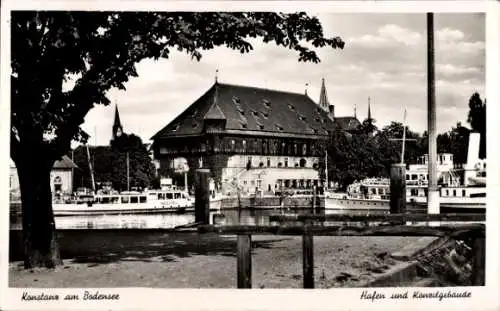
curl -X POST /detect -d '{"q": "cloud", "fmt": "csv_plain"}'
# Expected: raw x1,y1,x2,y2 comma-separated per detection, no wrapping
349,24,422,48
78,13,484,146
437,28,465,42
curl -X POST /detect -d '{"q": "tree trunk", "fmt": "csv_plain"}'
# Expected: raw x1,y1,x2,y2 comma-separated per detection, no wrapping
17,156,62,269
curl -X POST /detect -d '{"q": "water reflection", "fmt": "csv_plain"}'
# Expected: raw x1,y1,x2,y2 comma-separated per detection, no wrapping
10,207,388,230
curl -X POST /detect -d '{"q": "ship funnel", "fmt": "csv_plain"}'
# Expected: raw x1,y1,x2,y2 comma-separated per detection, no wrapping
464,132,481,186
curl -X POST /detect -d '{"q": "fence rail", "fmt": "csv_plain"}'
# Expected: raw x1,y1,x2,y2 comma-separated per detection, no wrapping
197,213,486,289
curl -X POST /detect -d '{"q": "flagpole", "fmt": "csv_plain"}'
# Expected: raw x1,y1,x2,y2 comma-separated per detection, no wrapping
401,109,407,165
325,149,329,189
126,151,130,191
427,12,439,215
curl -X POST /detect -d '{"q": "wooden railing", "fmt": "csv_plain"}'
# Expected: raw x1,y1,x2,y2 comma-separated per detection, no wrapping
198,213,486,289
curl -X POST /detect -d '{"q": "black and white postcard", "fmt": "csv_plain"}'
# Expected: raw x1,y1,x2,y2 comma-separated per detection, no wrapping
1,1,499,311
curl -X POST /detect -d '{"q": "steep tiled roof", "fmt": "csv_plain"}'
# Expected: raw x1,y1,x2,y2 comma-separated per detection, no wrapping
334,117,361,132
152,82,339,139
53,155,78,169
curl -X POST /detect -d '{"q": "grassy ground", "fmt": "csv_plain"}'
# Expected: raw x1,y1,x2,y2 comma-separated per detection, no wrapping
9,231,420,288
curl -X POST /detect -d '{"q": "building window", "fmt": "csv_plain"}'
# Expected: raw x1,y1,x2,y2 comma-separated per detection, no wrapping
281,142,286,154
231,140,235,151
302,144,307,155
294,144,298,155
299,158,306,168
267,157,271,167
54,176,62,193
462,189,466,197
263,141,268,154
453,190,456,197
242,140,247,151
284,158,288,167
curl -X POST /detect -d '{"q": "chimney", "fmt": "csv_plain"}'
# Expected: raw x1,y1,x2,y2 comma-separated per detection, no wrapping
328,105,335,120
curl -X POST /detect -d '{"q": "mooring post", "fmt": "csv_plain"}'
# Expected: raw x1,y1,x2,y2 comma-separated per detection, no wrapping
302,223,314,288
237,234,252,288
195,169,210,224
390,163,406,214
472,237,485,286
312,186,317,215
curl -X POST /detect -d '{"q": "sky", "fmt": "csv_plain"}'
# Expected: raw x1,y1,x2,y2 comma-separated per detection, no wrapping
79,13,485,147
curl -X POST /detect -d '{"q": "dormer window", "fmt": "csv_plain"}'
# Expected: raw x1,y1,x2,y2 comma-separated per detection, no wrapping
258,125,265,130
288,104,295,111
315,117,320,122
172,124,180,132
232,96,241,104
262,111,269,118
251,110,259,116
241,123,248,129
275,124,284,131
298,115,306,121
263,99,271,108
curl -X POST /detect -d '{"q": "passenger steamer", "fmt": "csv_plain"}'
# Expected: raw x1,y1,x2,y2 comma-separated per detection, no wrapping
325,133,486,213
52,178,222,216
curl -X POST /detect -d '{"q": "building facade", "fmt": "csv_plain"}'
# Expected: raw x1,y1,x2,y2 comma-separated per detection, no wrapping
9,156,78,201
151,79,360,195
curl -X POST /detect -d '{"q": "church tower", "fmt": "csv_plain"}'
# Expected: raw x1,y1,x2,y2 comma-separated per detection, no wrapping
112,105,123,141
367,96,372,121
319,78,335,120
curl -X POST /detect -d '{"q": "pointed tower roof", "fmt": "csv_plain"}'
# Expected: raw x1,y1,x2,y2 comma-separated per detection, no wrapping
318,78,329,111
367,97,372,120
203,84,226,120
113,105,122,129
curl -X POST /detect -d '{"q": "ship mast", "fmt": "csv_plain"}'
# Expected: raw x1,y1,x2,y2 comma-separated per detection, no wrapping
86,144,96,193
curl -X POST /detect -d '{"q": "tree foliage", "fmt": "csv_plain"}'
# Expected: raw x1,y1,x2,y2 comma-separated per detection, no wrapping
72,133,157,192
466,92,486,159
11,11,344,268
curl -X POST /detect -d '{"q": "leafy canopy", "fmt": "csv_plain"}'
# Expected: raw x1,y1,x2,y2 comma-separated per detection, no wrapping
11,11,345,162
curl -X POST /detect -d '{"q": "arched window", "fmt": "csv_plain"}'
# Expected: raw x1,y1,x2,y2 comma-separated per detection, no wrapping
299,158,307,168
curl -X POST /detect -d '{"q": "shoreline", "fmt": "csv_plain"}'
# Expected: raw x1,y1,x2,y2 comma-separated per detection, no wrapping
9,231,420,288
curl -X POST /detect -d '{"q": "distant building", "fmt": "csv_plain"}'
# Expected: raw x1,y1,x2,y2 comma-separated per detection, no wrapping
9,156,78,201
151,79,360,195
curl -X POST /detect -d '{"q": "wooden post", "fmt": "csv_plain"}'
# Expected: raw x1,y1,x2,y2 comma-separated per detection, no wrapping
302,231,314,288
312,186,317,215
237,234,252,288
390,164,406,214
195,169,210,224
472,237,485,286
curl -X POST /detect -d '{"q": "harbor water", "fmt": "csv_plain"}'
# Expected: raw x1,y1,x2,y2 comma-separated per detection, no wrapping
10,204,388,231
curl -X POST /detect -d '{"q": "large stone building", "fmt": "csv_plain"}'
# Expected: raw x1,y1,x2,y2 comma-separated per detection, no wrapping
151,79,360,195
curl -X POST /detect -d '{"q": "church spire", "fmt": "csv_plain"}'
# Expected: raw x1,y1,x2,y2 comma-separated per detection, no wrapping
318,78,329,111
367,96,372,120
113,104,123,140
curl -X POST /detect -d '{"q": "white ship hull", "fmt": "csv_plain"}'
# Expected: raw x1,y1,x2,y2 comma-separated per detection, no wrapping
53,199,223,216
325,194,486,212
